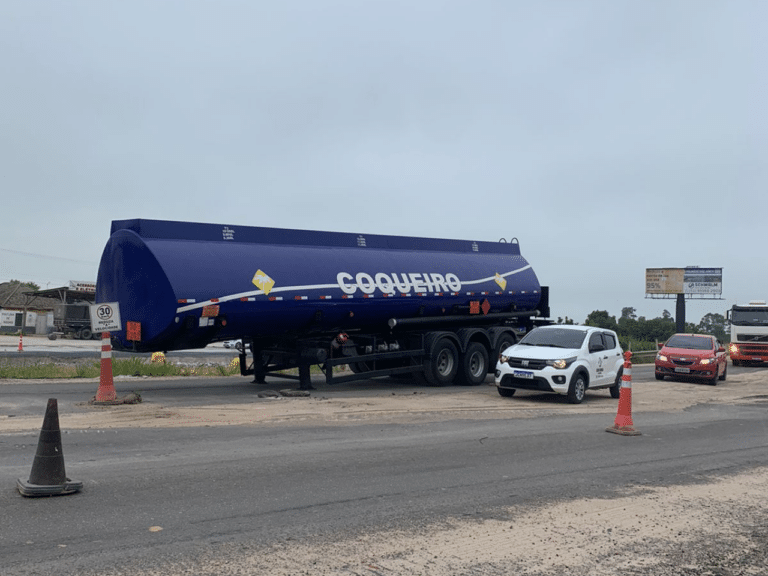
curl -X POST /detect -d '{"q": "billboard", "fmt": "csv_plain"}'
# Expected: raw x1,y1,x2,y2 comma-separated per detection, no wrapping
683,267,722,295
645,267,722,296
645,268,684,294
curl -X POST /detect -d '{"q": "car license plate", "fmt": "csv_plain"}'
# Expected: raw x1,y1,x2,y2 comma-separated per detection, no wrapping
514,370,534,379
674,367,690,374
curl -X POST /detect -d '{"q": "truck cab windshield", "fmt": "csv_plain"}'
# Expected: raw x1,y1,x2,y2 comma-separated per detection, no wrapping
731,308,768,326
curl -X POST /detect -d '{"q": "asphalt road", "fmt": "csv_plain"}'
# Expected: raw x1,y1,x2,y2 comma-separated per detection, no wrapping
2,366,768,575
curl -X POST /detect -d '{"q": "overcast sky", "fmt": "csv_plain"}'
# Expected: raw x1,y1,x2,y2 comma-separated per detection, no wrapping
1,1,764,325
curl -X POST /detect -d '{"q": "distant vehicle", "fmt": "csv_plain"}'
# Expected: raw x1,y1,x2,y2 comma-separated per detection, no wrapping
494,325,623,404
223,340,244,352
50,303,98,340
655,334,727,385
727,300,768,366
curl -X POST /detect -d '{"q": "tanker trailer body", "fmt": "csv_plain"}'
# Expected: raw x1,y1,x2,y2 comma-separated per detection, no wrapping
96,219,549,388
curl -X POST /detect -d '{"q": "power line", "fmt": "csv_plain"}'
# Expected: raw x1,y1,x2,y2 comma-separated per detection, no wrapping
0,247,97,265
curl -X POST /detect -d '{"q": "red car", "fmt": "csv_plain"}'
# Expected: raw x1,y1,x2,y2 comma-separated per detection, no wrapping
655,334,727,385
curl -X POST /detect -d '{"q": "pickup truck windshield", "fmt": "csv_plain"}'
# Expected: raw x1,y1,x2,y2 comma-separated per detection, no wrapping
519,328,587,349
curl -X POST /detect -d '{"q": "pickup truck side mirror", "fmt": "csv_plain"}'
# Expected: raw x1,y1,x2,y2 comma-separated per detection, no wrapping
657,342,664,349
718,346,726,353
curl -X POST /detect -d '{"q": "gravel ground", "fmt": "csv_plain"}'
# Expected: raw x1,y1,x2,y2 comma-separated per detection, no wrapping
3,334,768,574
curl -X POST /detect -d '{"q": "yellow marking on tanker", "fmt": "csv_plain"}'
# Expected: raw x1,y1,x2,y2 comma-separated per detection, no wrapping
252,270,275,295
494,273,507,290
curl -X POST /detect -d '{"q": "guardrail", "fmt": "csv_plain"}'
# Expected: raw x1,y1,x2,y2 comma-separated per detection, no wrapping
625,349,657,364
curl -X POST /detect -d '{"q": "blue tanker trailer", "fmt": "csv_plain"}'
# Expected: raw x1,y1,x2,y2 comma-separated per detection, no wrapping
96,219,549,389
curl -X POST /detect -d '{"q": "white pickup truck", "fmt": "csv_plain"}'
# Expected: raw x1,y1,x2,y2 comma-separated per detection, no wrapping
494,324,624,404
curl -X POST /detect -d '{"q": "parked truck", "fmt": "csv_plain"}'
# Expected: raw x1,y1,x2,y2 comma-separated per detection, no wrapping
727,300,768,365
96,219,550,389
52,302,98,339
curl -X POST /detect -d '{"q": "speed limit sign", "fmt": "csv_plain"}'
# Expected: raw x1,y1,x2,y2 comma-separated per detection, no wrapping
90,302,122,333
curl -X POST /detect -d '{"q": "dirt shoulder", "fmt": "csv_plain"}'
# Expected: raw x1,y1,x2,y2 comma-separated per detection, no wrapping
1,368,767,434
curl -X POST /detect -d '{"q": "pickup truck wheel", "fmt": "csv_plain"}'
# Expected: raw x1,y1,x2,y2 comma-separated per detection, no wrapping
609,368,622,399
458,342,489,386
425,337,459,386
719,363,727,381
567,372,587,404
497,387,516,398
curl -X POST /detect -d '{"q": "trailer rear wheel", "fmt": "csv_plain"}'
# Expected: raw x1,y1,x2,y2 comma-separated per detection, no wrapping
425,337,459,386
457,342,489,386
492,331,517,368
80,328,92,340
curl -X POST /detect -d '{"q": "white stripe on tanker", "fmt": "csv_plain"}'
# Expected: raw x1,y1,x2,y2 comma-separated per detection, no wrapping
176,264,533,314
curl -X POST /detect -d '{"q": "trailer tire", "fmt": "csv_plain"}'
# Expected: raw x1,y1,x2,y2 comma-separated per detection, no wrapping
80,328,92,340
425,337,459,386
457,342,489,386
492,331,517,370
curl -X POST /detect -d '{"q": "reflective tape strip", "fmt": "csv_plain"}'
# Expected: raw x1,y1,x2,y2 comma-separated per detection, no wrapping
101,335,112,360
621,367,632,387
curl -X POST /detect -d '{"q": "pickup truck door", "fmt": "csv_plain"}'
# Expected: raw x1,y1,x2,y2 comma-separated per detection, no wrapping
599,332,623,384
586,332,614,386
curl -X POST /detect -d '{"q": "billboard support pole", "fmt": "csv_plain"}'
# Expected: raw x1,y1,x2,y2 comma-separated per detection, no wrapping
676,293,686,333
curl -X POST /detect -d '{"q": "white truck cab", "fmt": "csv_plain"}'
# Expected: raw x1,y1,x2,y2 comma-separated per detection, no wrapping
495,324,624,404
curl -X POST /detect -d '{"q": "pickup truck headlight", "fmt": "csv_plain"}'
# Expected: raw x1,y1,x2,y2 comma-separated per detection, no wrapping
657,354,668,362
700,357,713,365
499,354,510,364
546,357,576,369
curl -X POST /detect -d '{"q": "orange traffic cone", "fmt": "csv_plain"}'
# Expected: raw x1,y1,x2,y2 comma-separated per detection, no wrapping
93,331,117,403
17,331,23,352
17,398,83,497
606,351,641,436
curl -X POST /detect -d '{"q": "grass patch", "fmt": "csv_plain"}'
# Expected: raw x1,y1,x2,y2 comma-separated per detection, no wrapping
0,357,243,380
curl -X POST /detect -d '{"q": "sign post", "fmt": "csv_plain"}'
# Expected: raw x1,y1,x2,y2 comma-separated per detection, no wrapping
89,303,122,404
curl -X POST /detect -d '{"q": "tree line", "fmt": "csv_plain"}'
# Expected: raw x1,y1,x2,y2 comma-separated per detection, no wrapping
556,307,728,352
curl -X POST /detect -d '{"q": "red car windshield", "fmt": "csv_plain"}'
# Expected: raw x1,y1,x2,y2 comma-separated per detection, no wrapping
666,335,713,350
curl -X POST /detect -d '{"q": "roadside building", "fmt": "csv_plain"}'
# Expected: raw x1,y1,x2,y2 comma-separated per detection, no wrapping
0,281,95,336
